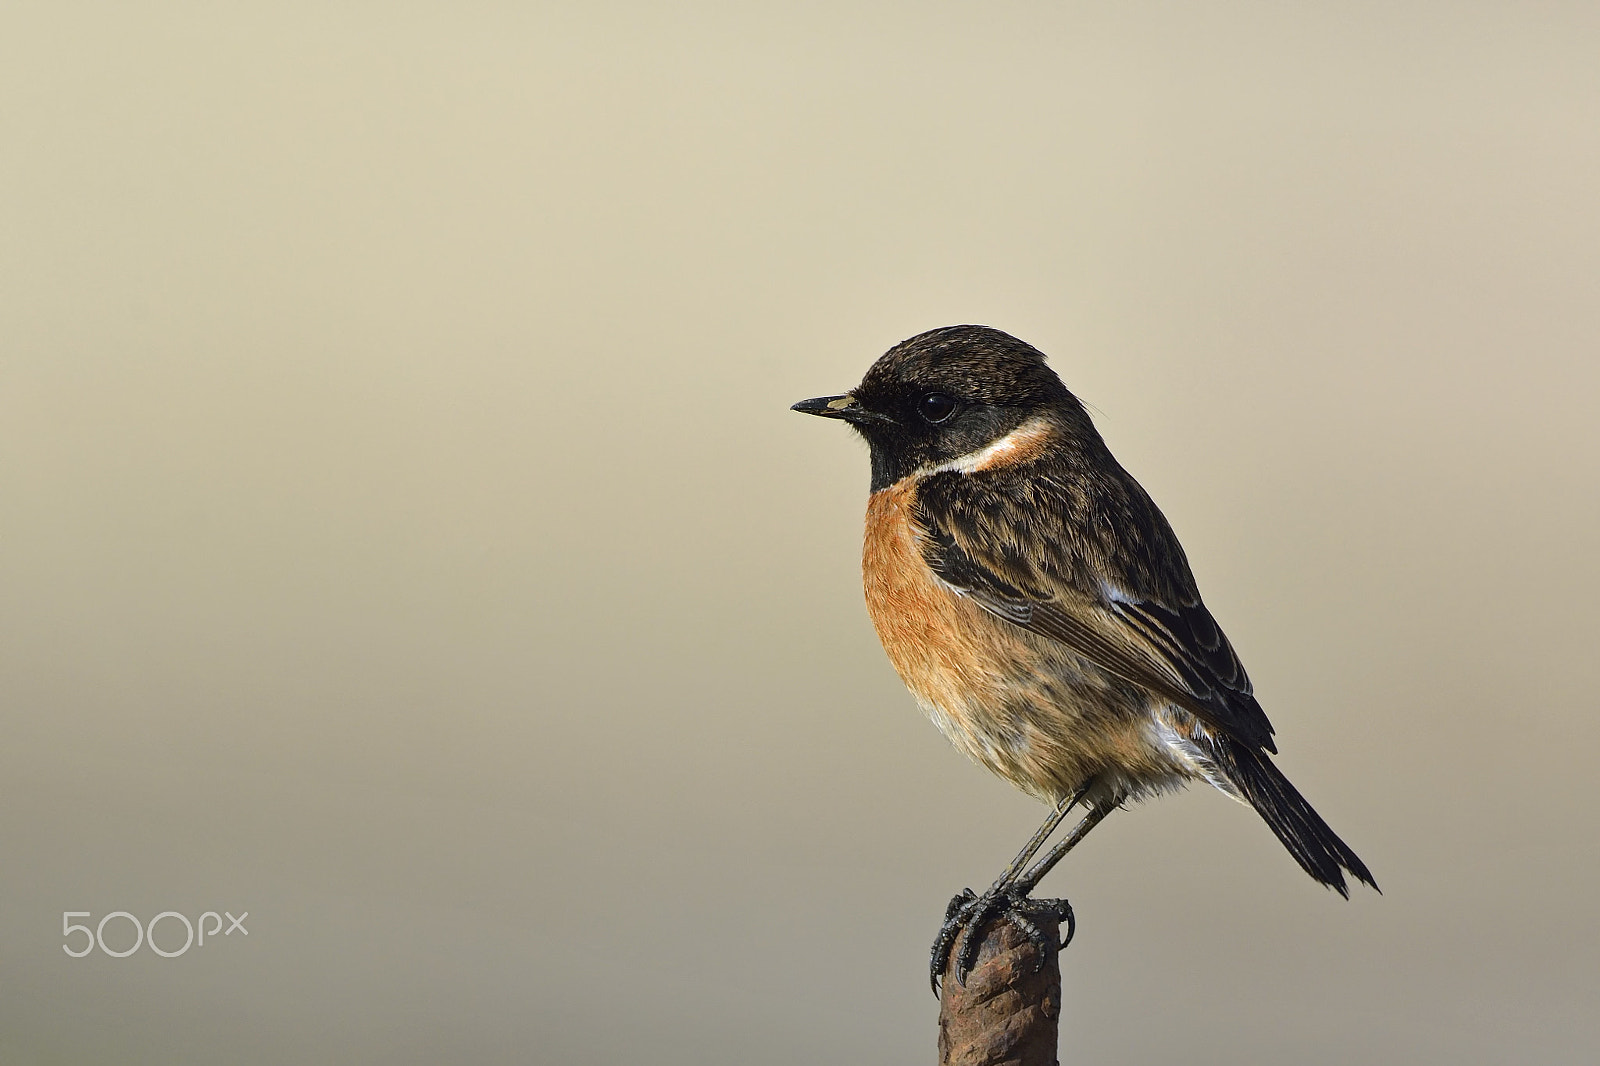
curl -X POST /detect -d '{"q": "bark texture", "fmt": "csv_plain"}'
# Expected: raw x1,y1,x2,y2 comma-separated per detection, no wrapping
936,915,1061,1066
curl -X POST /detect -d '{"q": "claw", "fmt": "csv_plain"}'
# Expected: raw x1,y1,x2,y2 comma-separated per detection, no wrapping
1057,898,1076,949
929,889,979,994
952,891,1000,983
930,888,1076,996
944,888,976,923
1003,908,1044,954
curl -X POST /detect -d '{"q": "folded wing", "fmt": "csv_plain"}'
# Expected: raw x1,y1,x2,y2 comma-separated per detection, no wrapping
915,472,1278,754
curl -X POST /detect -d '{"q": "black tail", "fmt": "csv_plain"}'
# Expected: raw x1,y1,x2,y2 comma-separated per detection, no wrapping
1216,741,1378,896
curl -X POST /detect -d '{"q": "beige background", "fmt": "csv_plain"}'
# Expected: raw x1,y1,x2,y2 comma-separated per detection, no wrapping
3,3,1598,1063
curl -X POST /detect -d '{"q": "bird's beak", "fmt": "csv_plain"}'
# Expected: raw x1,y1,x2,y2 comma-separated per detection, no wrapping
790,394,896,426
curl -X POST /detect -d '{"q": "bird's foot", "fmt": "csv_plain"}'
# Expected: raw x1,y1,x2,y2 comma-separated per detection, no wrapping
929,885,1074,995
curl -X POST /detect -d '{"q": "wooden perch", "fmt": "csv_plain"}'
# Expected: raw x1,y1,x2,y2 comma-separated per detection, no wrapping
936,913,1062,1066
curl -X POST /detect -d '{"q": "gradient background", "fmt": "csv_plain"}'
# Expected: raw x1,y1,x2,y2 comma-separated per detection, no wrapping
4,3,1597,1063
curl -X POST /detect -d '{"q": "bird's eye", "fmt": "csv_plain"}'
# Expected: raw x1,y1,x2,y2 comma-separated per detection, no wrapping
918,393,959,424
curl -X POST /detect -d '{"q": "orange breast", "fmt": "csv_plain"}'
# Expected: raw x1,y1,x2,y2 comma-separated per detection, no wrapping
861,477,1177,801
862,479,1015,714
861,479,1058,788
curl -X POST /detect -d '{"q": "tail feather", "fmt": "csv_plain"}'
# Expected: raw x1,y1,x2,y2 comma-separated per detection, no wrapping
1215,741,1378,896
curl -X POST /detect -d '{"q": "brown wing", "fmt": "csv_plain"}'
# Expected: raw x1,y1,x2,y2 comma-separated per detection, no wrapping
915,466,1278,754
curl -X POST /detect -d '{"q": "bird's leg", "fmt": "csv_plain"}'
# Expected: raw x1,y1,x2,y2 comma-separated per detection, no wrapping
930,787,1103,995
1012,801,1114,896
992,787,1086,887
942,804,1111,990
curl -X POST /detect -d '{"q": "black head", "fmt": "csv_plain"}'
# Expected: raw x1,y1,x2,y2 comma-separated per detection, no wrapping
792,325,1086,490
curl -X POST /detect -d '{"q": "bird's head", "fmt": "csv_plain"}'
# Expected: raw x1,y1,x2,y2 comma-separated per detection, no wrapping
792,325,1087,491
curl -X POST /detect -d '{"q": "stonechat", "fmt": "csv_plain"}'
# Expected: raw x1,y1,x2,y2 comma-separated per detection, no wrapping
793,325,1376,992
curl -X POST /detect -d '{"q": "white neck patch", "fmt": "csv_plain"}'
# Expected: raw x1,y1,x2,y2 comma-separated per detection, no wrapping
922,416,1057,477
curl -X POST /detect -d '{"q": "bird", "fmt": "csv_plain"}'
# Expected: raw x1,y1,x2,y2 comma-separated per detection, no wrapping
791,324,1376,994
